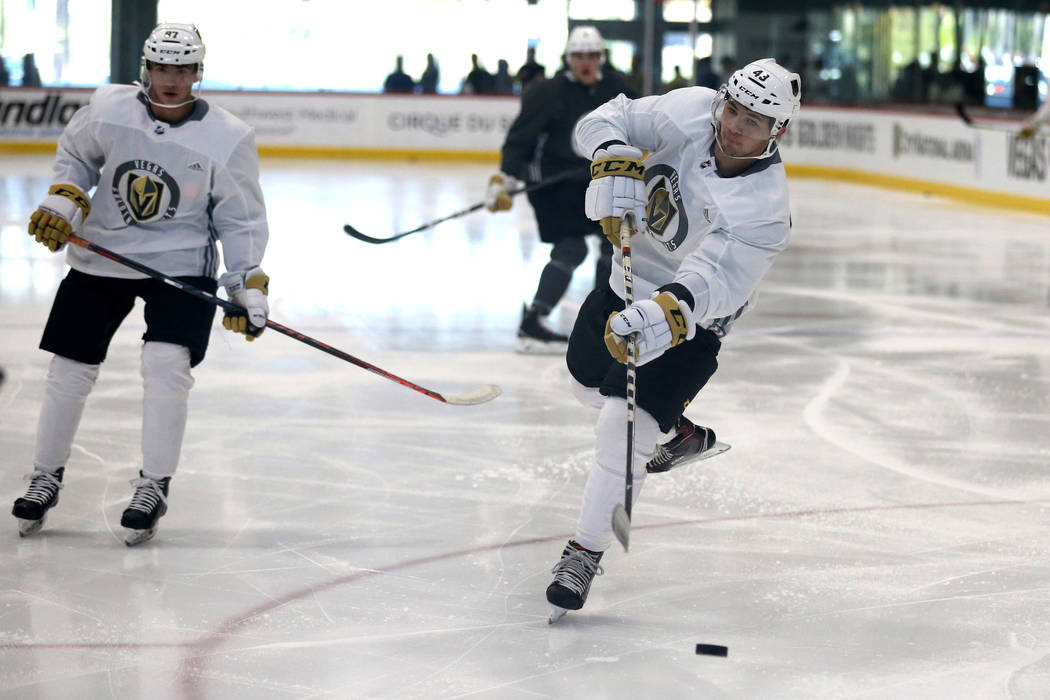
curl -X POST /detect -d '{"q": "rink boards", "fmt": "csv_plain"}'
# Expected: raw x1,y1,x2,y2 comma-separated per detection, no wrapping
0,86,1046,213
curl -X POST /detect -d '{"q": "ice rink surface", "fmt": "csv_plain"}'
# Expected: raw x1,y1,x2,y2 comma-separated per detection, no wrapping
2,154,1050,699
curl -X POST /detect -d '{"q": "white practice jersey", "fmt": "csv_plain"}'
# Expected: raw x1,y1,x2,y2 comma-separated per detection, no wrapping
575,88,792,337
52,84,268,279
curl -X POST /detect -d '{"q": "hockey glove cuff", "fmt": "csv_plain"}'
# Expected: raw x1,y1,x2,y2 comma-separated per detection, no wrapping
220,267,270,341
604,291,695,365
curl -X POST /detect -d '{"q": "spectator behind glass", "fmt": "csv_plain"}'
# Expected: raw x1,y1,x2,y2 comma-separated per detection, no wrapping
963,56,987,106
717,56,736,87
419,53,439,94
514,47,546,94
0,56,10,87
494,59,513,95
383,55,414,93
694,57,719,89
627,54,644,96
921,51,942,102
462,53,495,94
22,53,42,87
663,65,690,93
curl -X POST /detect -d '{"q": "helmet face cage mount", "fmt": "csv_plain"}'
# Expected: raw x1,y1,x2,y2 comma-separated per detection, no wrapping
139,23,205,106
711,58,801,159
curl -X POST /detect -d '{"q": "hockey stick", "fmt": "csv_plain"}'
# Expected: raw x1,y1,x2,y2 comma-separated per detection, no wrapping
342,169,582,244
954,102,1021,133
65,234,501,406
611,213,638,552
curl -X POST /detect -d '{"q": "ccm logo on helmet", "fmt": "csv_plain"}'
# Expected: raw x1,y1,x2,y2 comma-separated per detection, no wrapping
737,85,761,100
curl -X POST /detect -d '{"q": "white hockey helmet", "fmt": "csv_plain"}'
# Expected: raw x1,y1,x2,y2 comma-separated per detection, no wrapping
566,26,603,55
140,22,205,83
712,58,801,158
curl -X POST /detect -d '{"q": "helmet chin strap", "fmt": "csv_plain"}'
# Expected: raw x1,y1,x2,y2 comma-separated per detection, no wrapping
138,70,201,111
137,80,202,110
711,124,777,161
144,94,197,109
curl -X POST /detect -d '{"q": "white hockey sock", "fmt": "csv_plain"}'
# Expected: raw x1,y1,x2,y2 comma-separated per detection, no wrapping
141,342,194,480
33,355,100,471
570,377,605,411
573,397,661,552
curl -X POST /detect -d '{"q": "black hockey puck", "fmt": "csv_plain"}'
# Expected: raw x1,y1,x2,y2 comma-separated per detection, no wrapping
696,644,728,657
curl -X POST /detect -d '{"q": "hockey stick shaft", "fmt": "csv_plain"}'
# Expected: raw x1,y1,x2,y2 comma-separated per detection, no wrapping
343,168,583,244
611,214,638,552
954,102,1020,133
65,234,499,405
954,102,974,125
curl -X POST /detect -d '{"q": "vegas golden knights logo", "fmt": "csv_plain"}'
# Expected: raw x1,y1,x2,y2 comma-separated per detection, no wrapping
646,186,676,239
126,174,165,220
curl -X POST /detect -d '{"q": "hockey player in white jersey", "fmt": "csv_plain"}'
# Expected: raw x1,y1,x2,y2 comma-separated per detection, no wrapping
12,23,270,546
546,59,801,620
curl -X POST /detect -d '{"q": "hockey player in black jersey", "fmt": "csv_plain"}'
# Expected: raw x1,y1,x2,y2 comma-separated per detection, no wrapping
485,26,636,353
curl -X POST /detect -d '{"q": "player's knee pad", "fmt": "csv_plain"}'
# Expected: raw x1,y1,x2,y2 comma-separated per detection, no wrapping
595,397,660,477
141,342,193,398
550,237,589,269
570,378,604,411
47,354,100,400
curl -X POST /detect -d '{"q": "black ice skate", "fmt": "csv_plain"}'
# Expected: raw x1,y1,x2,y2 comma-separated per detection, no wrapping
120,472,170,546
517,304,568,355
12,467,64,536
547,540,604,623
645,417,731,474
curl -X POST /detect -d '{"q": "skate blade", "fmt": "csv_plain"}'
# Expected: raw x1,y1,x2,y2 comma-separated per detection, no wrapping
697,441,731,462
611,503,631,552
17,516,45,537
123,526,158,546
515,337,567,355
549,605,569,624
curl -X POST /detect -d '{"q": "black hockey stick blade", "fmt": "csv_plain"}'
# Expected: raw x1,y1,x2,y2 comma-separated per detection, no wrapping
342,169,583,245
954,102,1019,133
343,203,484,245
611,503,631,552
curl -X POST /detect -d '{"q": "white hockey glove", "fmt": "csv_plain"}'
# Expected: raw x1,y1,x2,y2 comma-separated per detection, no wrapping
484,173,519,212
28,184,91,252
585,144,647,248
220,267,270,341
604,291,695,365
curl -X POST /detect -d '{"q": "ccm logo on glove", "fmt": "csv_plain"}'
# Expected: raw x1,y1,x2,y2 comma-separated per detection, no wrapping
589,158,645,179
604,291,695,365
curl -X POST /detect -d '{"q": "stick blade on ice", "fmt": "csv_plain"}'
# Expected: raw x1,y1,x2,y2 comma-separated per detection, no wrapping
611,503,630,552
441,383,502,406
